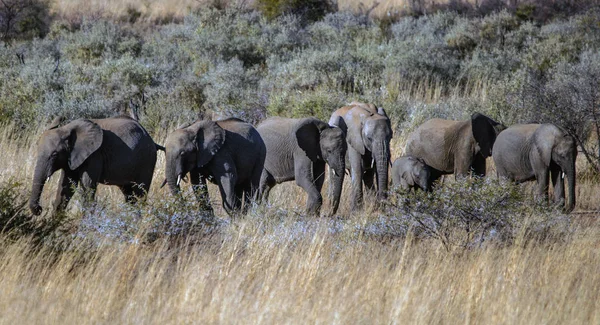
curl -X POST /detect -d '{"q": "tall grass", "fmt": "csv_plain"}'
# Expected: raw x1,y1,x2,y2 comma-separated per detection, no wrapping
0,215,598,324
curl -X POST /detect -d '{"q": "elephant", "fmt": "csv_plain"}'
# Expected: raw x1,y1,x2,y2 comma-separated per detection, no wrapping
29,116,160,216
164,118,266,216
392,156,432,192
329,102,392,211
404,113,505,184
257,117,346,216
492,124,577,212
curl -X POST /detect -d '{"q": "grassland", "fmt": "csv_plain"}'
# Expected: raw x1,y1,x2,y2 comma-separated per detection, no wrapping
1,1,600,323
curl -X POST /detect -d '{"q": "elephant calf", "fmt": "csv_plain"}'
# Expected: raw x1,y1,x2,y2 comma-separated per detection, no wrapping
392,156,432,192
164,118,266,216
492,124,577,212
257,117,346,216
29,116,160,216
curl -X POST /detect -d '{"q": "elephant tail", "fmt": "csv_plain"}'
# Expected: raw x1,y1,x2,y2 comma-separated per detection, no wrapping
155,143,166,152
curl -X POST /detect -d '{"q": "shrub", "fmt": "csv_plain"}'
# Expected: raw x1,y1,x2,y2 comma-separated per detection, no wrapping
0,0,51,41
0,179,66,245
385,177,570,250
256,0,335,22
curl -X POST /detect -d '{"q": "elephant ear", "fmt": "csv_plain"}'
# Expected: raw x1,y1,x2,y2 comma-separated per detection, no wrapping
295,119,323,161
471,113,497,158
67,119,103,170
191,120,226,168
401,169,415,186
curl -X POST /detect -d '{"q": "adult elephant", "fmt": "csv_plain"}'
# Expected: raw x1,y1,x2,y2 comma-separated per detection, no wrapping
164,118,266,215
29,116,160,216
405,113,505,183
257,117,346,216
329,102,392,211
492,124,577,212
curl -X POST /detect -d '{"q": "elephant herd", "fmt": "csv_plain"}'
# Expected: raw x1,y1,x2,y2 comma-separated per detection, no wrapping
28,102,578,218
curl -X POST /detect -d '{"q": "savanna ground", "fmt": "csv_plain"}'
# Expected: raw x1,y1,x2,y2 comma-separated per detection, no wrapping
1,0,600,323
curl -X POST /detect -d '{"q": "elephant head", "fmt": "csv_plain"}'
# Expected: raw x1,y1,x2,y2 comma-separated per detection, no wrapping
346,107,393,200
29,119,103,215
296,118,347,214
538,129,577,212
401,157,431,191
471,113,505,158
165,120,225,195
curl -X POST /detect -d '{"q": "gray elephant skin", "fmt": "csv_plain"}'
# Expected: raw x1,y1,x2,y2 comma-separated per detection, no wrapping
492,124,577,212
164,118,266,215
257,117,346,216
405,113,505,183
29,116,159,216
329,102,392,210
392,156,432,191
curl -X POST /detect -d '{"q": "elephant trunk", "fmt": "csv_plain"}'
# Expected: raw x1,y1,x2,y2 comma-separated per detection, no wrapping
328,156,345,216
566,160,576,213
419,168,430,192
165,154,182,196
374,140,390,200
29,157,49,215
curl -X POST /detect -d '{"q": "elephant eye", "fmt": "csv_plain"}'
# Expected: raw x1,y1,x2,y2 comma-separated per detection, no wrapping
50,152,58,157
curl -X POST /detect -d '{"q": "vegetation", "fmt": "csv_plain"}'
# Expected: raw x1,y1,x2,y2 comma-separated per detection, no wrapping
0,0,599,322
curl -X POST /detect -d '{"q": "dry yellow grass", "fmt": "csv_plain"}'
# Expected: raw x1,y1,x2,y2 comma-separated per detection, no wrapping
1,110,600,323
0,216,599,324
49,0,487,21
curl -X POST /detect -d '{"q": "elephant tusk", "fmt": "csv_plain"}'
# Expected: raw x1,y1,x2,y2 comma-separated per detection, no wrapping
160,179,167,188
345,169,349,176
333,169,338,177
562,172,565,180
46,176,50,182
371,158,375,169
177,175,182,186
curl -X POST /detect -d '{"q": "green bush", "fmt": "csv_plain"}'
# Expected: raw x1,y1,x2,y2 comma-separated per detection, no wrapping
0,179,66,245
256,0,335,22
386,177,570,250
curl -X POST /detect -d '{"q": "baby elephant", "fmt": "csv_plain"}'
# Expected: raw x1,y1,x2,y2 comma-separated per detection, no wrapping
392,156,432,192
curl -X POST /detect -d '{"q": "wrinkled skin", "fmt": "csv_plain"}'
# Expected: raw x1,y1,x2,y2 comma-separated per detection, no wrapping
405,113,505,186
392,156,432,192
492,124,577,212
29,116,158,216
329,102,392,211
165,118,266,216
257,117,346,216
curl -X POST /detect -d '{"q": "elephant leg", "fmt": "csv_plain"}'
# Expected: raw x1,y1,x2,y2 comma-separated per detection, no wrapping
52,170,77,215
362,152,375,191
190,170,213,212
550,161,565,206
295,156,322,216
313,160,326,193
534,168,550,203
119,185,135,204
471,153,486,178
348,147,364,211
250,158,265,203
259,170,276,204
79,162,101,209
211,158,239,216
363,168,375,192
